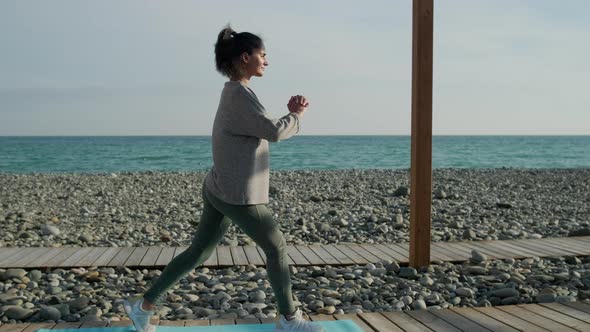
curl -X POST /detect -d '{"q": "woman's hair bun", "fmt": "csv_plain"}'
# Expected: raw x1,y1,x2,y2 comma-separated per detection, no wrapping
219,25,237,42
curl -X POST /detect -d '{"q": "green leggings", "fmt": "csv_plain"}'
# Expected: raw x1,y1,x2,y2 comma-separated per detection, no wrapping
143,182,295,315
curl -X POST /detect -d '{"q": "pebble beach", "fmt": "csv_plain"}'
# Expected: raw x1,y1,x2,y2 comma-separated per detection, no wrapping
1,168,590,323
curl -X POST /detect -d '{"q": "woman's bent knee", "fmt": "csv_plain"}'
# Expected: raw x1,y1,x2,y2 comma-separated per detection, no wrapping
261,232,286,259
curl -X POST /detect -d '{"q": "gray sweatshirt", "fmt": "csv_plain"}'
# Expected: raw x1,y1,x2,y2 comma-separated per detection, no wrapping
205,81,301,205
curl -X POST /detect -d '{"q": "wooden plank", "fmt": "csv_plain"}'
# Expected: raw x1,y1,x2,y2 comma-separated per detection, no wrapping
243,246,264,266
492,240,545,258
467,241,519,259
560,238,590,253
542,238,590,255
52,322,83,329
545,237,590,250
235,318,260,324
201,247,217,267
536,239,588,256
436,242,474,260
429,308,492,331
230,246,249,266
358,312,404,332
518,303,590,331
108,320,133,327
217,246,233,266
210,318,236,326
387,243,411,261
106,247,135,267
441,242,488,262
430,243,467,262
24,247,62,268
406,310,461,331
183,319,210,326
285,245,310,265
427,245,458,262
450,307,519,332
462,241,519,259
542,238,590,256
0,323,30,332
562,301,590,315
80,321,108,328
22,323,55,332
474,306,549,331
256,246,267,264
346,244,383,263
0,248,22,264
438,241,474,258
539,303,590,324
484,240,540,258
2,247,43,267
75,247,110,267
380,311,433,332
496,304,577,331
59,247,95,267
309,244,342,265
43,247,79,267
140,246,163,266
11,248,47,266
511,239,573,257
174,246,188,258
125,247,149,267
155,247,177,266
159,320,185,326
323,244,355,264
91,247,121,266
309,315,335,321
364,244,403,263
334,313,376,332
296,245,325,265
333,244,367,264
260,317,279,324
571,236,590,243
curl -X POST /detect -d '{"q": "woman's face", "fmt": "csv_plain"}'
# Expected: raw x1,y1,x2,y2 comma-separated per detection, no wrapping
242,48,268,77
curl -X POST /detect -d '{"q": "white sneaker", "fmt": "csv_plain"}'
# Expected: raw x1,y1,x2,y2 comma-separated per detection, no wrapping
123,296,156,332
274,309,325,332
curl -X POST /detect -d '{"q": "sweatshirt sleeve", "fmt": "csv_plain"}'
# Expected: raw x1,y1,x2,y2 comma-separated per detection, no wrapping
227,87,301,142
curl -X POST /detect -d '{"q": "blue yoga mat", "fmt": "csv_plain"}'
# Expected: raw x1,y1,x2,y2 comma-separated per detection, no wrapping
38,320,363,332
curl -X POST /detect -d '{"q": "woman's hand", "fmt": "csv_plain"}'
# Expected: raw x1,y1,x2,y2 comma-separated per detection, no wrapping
288,95,309,117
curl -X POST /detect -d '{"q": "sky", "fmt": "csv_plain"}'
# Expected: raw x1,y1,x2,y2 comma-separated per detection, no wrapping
1,0,589,136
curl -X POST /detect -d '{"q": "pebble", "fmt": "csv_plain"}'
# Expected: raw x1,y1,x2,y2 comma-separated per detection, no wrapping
0,169,589,323
470,250,487,264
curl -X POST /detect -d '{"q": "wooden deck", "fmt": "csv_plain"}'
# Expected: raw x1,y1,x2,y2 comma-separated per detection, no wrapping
0,236,588,269
1,301,589,331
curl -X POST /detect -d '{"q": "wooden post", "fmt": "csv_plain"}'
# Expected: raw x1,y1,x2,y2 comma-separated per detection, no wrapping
410,0,434,268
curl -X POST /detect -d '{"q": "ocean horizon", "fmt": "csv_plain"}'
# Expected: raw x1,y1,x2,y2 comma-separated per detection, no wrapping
1,135,589,174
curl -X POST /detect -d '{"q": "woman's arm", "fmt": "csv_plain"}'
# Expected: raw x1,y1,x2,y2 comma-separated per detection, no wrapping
228,88,301,142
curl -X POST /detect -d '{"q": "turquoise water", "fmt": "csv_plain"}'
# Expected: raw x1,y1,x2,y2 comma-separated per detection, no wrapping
0,136,588,174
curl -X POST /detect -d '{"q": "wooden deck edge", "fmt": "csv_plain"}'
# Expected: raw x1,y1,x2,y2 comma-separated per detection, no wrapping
1,236,589,270
0,301,589,331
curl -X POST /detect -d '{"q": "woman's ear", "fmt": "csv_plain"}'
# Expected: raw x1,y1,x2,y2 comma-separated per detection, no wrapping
241,52,250,64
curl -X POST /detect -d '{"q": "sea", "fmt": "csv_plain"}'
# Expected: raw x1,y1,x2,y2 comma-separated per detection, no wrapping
0,136,588,174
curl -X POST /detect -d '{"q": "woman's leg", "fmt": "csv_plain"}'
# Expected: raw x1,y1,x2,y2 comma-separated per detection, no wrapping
205,193,295,315
143,184,231,306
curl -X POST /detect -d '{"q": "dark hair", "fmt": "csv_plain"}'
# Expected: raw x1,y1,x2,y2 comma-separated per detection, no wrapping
214,25,264,78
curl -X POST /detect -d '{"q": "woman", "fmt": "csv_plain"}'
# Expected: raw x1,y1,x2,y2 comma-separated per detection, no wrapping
123,26,324,332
